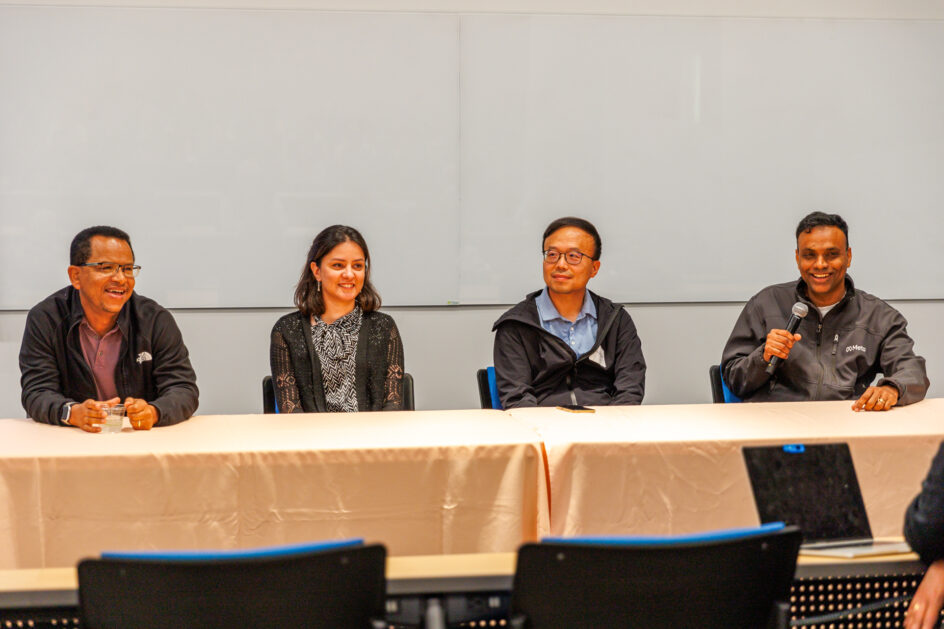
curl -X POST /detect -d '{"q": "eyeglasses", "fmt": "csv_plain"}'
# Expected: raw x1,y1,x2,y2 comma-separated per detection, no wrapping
79,262,141,278
543,249,593,265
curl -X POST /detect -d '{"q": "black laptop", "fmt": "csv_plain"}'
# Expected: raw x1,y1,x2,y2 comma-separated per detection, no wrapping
742,443,909,557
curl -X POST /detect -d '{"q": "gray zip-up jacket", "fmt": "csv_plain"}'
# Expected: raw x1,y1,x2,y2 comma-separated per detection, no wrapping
492,290,645,408
721,277,928,404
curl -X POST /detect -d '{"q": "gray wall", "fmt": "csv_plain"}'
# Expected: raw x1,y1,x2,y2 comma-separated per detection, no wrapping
2,299,941,418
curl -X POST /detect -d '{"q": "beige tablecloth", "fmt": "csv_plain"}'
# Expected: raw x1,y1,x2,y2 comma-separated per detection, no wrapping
510,398,944,539
0,409,548,569
3,400,941,570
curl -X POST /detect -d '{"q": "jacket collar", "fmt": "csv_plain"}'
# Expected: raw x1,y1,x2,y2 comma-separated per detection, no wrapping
493,288,617,331
794,276,855,315
535,287,597,326
65,285,133,337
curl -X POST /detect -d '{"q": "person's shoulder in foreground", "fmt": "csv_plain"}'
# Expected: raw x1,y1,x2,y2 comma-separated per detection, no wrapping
269,224,403,414
19,225,198,431
720,210,928,411
492,216,645,409
903,442,944,628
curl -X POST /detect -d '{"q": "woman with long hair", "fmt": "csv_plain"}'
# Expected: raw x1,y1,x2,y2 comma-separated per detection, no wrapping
270,225,404,412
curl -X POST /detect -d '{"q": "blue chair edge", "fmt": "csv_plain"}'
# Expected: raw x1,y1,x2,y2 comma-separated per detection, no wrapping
101,538,364,561
541,522,785,546
486,366,502,410
713,363,742,404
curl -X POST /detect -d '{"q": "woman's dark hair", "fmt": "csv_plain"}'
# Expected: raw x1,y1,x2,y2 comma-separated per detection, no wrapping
294,225,381,318
542,216,602,260
796,212,850,248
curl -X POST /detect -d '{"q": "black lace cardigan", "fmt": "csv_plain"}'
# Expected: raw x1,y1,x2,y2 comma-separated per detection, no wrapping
269,310,404,413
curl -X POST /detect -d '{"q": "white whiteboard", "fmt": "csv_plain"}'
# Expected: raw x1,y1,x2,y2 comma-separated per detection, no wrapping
457,15,944,303
2,8,943,308
0,7,460,308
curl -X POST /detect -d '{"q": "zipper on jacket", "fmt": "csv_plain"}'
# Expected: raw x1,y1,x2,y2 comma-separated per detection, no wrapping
67,320,98,394
830,333,840,381
567,374,578,405
814,322,825,399
113,336,132,399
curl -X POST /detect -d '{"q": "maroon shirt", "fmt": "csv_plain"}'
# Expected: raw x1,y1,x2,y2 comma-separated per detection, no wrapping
78,320,123,401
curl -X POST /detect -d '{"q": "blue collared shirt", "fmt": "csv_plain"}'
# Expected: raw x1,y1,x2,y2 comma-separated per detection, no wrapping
535,287,598,357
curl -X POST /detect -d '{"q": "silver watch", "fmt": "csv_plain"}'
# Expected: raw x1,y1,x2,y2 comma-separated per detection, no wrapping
60,402,76,425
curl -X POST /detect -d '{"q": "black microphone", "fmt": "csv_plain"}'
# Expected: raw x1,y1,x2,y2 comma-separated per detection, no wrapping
765,302,810,375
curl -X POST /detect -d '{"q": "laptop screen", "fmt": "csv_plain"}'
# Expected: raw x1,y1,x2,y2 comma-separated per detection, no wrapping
742,443,872,544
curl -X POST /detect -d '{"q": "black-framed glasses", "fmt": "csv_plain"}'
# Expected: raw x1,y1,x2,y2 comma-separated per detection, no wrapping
543,249,593,265
79,262,141,278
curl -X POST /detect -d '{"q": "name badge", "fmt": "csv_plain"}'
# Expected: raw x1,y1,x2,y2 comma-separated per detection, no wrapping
587,346,606,368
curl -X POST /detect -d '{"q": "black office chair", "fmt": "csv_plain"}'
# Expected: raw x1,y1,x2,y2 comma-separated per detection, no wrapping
78,541,387,629
510,524,801,629
709,364,741,404
262,375,277,413
709,364,725,403
402,372,415,411
476,367,502,409
263,373,415,413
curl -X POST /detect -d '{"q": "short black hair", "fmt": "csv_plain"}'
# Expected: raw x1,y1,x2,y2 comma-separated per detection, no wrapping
70,226,134,265
795,212,849,248
542,217,602,260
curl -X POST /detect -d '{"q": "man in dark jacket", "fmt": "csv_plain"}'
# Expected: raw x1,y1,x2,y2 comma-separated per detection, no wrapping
19,226,198,431
492,217,645,409
721,212,928,410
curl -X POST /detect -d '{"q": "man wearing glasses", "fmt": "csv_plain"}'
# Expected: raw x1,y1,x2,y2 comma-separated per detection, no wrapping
19,226,198,431
492,217,646,408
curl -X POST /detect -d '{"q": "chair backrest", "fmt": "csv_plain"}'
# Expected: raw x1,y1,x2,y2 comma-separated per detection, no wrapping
402,372,415,411
476,367,503,410
709,364,741,403
262,375,277,413
78,540,387,629
511,524,801,629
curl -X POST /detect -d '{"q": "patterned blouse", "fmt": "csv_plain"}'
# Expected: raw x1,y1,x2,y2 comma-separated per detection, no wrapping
311,306,363,412
270,309,404,413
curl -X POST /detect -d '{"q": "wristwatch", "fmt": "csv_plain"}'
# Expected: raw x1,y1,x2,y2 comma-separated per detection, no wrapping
60,402,76,425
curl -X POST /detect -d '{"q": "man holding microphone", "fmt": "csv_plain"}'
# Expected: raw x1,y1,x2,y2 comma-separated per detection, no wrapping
720,212,928,410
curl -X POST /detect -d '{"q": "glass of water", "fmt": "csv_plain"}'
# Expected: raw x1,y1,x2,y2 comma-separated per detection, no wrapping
102,403,125,434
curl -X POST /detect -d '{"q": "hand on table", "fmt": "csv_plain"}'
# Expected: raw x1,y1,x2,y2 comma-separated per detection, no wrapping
852,385,899,412
905,559,944,629
124,398,158,430
68,398,120,432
